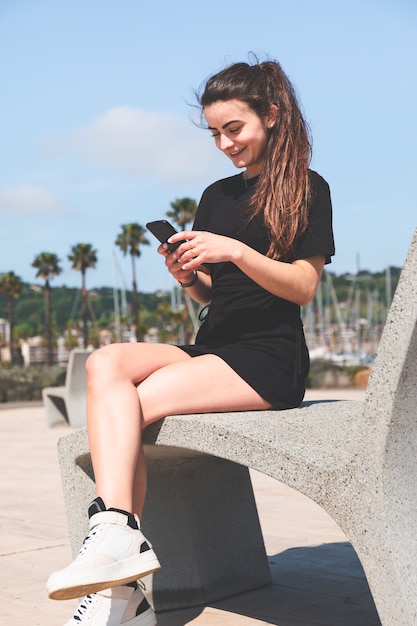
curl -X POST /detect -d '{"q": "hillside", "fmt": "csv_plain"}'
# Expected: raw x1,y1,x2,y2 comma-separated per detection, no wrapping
0,266,401,343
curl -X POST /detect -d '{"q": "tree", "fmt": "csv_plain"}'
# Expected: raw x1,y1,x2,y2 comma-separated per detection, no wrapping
115,223,150,341
68,244,98,348
155,301,183,343
32,252,62,365
167,197,197,230
0,271,23,364
167,198,198,343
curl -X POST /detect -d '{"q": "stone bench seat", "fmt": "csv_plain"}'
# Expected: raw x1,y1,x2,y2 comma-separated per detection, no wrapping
56,229,417,626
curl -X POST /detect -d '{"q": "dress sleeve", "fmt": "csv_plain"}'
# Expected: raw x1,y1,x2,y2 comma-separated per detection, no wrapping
294,170,335,264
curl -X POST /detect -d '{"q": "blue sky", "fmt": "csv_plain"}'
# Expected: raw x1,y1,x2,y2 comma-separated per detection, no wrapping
1,0,416,293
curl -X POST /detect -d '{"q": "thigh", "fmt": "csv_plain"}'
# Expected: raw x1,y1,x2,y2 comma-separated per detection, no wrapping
138,353,272,425
86,342,192,385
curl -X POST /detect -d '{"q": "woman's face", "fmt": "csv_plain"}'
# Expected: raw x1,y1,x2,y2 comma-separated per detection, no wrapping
204,99,276,178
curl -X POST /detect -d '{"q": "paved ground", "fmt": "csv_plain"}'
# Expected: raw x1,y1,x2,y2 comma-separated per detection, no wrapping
0,389,382,626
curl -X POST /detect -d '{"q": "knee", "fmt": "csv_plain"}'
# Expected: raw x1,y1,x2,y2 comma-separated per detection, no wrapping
85,345,122,384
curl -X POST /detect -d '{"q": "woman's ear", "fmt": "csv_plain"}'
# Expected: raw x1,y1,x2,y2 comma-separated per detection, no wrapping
266,104,278,129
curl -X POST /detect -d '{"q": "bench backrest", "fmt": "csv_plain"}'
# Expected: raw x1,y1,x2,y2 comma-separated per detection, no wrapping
364,228,417,427
65,349,90,396
361,228,417,607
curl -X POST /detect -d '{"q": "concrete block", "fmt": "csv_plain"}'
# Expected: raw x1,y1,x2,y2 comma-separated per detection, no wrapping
58,432,271,611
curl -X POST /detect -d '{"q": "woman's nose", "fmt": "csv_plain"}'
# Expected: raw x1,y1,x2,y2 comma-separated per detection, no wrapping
219,134,233,150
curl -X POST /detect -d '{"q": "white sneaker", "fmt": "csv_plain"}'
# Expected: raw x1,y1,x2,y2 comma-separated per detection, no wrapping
64,585,157,626
47,510,161,601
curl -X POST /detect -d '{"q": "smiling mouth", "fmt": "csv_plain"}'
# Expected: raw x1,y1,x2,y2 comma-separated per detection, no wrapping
230,148,245,158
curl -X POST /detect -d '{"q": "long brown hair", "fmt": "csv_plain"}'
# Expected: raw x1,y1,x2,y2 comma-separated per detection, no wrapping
199,59,311,260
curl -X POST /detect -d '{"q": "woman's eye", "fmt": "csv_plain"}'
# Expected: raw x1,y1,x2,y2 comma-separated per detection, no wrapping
210,131,220,138
230,127,240,134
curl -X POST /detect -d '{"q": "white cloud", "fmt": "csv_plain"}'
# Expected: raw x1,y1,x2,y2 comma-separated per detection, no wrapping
0,186,68,216
65,106,226,184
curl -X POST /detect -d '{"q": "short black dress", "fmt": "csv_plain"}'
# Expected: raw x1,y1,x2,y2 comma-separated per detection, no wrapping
179,170,335,409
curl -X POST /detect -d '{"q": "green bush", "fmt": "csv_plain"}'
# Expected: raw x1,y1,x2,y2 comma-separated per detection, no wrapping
307,360,355,389
0,365,66,403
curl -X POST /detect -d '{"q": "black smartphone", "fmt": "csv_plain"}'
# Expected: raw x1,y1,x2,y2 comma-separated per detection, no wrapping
146,220,187,252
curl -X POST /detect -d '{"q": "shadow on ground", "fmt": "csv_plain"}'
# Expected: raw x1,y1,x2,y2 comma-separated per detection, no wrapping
156,542,382,626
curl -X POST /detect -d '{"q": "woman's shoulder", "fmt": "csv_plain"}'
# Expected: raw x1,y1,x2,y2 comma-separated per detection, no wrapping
308,168,330,192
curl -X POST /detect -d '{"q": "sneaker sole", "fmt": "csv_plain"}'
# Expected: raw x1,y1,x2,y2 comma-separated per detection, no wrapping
63,600,158,626
48,555,161,601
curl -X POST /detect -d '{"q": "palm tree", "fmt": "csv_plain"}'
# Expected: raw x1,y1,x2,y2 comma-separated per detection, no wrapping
32,252,62,365
0,271,23,364
167,197,197,230
115,223,150,341
68,244,98,348
155,301,184,343
167,198,198,343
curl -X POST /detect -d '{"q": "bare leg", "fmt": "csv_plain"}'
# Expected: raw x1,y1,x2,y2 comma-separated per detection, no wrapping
86,342,191,513
87,343,271,517
47,344,271,601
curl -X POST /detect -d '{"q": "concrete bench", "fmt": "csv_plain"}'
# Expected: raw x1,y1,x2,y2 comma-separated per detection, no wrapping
56,229,417,626
43,349,90,428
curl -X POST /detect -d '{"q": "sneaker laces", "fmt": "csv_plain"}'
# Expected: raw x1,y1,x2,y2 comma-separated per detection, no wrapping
71,594,97,621
78,526,100,557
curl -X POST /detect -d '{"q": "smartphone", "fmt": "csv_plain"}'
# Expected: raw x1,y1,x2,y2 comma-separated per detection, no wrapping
146,220,187,252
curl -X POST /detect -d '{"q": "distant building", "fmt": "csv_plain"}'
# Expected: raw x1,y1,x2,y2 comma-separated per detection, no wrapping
0,317,9,344
19,336,74,366
0,318,11,363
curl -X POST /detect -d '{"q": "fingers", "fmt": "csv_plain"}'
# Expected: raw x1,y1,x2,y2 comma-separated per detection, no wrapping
173,245,198,274
168,230,195,245
163,230,214,275
162,245,192,281
157,242,169,256
155,232,200,283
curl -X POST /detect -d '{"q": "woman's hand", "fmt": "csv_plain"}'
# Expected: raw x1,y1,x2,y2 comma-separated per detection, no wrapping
157,240,197,285
164,230,242,274
157,230,231,303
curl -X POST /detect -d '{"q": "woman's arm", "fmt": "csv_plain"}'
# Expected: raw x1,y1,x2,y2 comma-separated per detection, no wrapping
178,269,212,304
231,245,325,306
168,231,325,306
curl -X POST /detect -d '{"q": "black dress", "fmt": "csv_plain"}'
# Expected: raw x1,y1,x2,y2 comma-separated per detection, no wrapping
179,170,335,409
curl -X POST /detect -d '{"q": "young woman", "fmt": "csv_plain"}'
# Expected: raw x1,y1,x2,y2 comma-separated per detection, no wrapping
48,58,334,626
